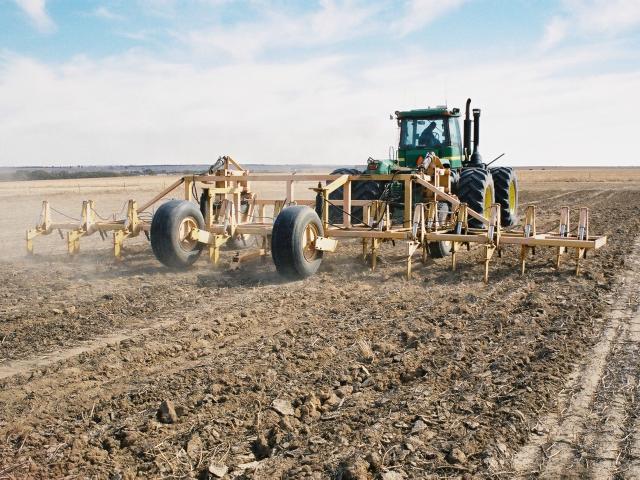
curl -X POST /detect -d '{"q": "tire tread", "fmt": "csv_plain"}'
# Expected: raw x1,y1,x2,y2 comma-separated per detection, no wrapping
490,167,518,227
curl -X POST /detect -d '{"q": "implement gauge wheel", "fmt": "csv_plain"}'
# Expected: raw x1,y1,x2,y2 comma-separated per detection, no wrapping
490,167,519,227
272,206,324,280
151,200,205,268
457,168,495,229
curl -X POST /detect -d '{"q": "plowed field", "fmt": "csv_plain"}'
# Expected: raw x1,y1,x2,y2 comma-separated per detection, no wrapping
1,168,639,479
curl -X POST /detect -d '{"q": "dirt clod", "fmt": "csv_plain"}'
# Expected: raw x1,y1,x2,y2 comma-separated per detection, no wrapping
118,431,139,448
186,434,203,459
410,419,427,434
446,447,467,464
271,398,295,416
337,455,371,480
157,400,178,424
208,463,228,478
381,471,405,480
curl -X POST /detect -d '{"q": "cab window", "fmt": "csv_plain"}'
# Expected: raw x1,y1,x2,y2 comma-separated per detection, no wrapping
400,118,445,148
448,118,461,149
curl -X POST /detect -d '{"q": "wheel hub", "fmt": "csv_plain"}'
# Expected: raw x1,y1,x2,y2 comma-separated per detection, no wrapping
302,223,319,261
509,181,517,215
179,217,198,251
484,186,493,218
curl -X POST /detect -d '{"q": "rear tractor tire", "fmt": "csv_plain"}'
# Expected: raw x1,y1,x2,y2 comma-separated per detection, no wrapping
457,168,495,229
490,167,519,227
271,206,324,280
328,168,381,224
151,200,205,268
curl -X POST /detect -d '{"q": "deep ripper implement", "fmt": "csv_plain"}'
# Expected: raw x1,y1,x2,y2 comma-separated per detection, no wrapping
26,99,607,281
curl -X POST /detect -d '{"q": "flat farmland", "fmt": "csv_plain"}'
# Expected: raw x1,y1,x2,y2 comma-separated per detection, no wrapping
1,167,640,479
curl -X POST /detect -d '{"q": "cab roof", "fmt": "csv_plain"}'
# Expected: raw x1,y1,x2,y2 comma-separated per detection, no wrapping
395,106,460,119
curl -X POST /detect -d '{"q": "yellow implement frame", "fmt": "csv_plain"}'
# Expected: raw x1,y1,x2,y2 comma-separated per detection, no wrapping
26,156,607,282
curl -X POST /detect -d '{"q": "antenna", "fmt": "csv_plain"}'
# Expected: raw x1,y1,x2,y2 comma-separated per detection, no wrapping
443,77,448,108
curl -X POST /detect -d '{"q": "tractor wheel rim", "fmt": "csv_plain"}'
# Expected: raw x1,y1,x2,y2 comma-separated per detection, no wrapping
484,186,493,218
509,181,517,214
179,217,198,251
302,223,319,261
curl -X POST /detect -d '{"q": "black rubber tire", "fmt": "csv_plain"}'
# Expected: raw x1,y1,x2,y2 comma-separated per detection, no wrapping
271,206,324,280
350,181,382,224
457,168,495,229
328,168,362,223
428,202,452,258
151,200,205,268
328,168,381,224
328,168,361,202
490,167,519,227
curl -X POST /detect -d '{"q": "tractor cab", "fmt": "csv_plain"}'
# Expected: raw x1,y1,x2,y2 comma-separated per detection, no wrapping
396,107,464,170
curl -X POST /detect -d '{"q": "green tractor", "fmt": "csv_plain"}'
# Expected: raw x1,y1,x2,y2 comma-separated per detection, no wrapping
329,98,518,252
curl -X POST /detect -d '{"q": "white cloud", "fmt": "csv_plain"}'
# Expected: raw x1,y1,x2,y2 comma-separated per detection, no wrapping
13,0,55,33
181,0,463,61
539,16,568,50
393,0,466,34
540,0,640,48
1,44,638,167
182,1,383,61
570,0,640,34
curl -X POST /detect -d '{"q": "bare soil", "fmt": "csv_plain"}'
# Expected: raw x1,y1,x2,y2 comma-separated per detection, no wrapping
0,169,639,479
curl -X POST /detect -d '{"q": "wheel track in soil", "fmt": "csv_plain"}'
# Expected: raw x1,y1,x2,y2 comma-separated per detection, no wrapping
0,280,294,406
512,234,640,479
0,261,519,406
0,315,185,380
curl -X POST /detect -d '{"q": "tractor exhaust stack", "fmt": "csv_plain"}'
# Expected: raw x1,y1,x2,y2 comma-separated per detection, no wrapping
469,107,483,166
463,98,472,162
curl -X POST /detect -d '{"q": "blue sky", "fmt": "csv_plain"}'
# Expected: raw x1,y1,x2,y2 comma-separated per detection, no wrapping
1,0,640,166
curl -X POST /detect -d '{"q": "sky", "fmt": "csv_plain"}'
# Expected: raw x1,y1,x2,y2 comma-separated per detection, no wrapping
1,0,639,167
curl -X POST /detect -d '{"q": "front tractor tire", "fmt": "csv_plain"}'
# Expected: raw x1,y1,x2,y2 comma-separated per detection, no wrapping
490,167,519,227
151,200,205,268
271,206,324,280
457,168,495,229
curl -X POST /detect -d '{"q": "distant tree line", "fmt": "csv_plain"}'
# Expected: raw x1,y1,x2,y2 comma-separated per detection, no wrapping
6,168,157,181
